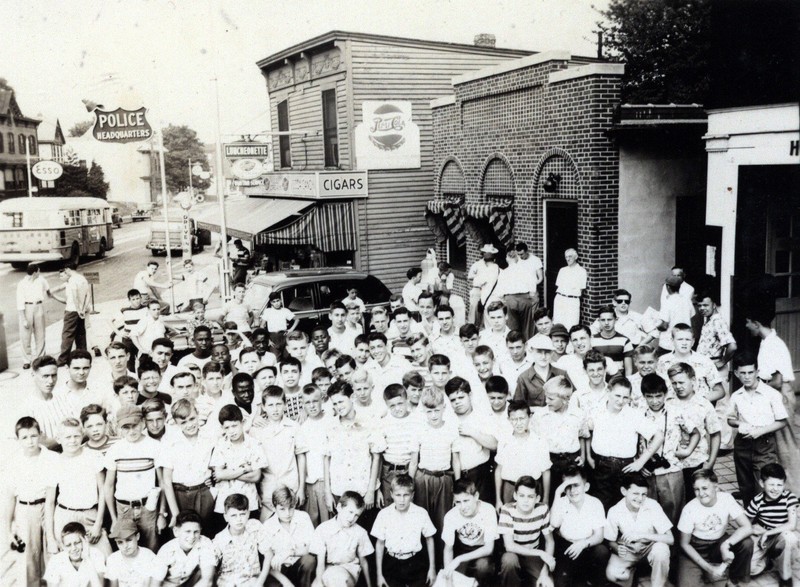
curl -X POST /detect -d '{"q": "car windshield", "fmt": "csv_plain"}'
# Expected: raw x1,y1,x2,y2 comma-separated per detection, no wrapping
244,282,271,313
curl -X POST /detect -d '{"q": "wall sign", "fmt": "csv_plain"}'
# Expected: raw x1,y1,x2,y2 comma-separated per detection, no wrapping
355,101,420,170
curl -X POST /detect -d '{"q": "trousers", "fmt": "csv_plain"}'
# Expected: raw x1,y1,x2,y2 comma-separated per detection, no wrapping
59,311,86,364
20,303,46,363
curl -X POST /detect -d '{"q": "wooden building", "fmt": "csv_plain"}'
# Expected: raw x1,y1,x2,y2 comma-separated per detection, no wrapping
243,31,533,290
0,90,40,200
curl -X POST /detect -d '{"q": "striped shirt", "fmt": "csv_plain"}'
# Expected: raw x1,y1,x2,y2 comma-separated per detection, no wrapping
417,418,460,472
590,331,633,369
381,413,420,465
284,391,305,422
24,393,73,442
498,501,550,547
104,435,161,501
746,490,800,529
115,305,148,337
84,435,119,457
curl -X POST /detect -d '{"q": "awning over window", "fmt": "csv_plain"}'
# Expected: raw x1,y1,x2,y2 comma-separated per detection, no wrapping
195,198,310,241
464,203,514,247
425,198,466,245
255,201,357,252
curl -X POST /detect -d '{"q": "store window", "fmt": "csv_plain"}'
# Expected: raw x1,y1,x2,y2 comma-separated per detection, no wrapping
322,89,339,168
277,100,291,169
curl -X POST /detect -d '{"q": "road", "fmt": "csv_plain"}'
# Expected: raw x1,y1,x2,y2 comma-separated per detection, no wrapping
0,218,221,349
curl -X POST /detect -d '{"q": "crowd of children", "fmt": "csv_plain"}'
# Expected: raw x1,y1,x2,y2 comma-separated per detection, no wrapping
4,270,799,587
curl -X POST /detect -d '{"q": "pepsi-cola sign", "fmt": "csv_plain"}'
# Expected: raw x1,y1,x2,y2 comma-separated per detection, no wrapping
355,101,420,170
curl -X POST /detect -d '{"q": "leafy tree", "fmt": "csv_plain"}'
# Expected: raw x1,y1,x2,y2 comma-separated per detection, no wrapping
595,0,711,103
52,165,89,198
86,163,109,199
160,124,210,195
68,119,94,138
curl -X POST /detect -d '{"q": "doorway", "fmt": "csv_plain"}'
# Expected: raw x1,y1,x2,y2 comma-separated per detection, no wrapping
544,200,578,311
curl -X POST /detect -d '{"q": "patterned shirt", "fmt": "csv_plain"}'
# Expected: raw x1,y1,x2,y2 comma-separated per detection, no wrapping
657,351,722,400
157,536,216,586
209,434,268,512
213,520,268,585
669,395,721,469
531,407,588,454
696,311,735,360
498,501,550,547
325,416,386,496
640,402,698,474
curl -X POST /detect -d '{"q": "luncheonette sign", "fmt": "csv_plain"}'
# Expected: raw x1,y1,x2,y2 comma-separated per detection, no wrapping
354,101,420,170
92,107,152,143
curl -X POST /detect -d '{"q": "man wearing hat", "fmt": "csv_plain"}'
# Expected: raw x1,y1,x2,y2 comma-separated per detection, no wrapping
105,518,164,585
468,244,500,327
656,275,696,354
513,333,567,409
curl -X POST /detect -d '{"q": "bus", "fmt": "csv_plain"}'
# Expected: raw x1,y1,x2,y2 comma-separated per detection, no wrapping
0,196,115,269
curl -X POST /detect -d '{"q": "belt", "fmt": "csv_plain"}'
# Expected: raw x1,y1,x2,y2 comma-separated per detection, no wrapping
504,292,531,296
383,463,410,472
595,454,634,464
58,503,94,512
174,482,208,492
461,461,491,476
17,498,45,506
388,550,420,561
551,450,580,459
418,468,450,477
116,497,148,507
24,301,43,305
557,292,580,299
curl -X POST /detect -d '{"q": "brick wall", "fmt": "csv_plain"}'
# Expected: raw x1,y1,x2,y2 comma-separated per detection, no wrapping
432,58,622,325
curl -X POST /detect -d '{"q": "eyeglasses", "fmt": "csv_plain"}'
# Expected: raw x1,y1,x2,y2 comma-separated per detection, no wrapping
614,298,630,304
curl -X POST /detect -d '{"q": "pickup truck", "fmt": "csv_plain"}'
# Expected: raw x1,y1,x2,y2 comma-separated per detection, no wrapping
146,218,210,255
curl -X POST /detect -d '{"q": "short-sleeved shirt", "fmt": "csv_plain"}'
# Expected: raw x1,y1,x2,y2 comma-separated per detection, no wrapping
498,501,550,547
209,434,268,512
640,403,697,474
417,419,460,472
555,264,587,297
371,503,436,557
495,432,552,482
105,435,161,501
453,410,494,470
159,431,216,486
697,311,736,360
589,405,657,459
261,510,315,566
295,415,328,484
758,330,795,383
8,446,58,502
156,536,216,586
658,295,696,351
325,416,386,496
49,449,104,509
670,395,721,469
310,517,374,579
550,495,606,542
678,492,745,541
381,413,421,466
260,307,295,332
590,331,634,371
105,547,164,587
657,351,722,400
442,500,498,547
605,498,672,545
532,408,588,454
745,490,800,530
251,418,300,492
43,547,106,587
213,520,268,584
729,383,789,428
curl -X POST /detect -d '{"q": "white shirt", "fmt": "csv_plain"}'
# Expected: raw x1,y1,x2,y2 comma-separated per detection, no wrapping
296,416,329,484
44,548,106,587
402,281,423,311
157,536,216,586
371,503,436,556
758,329,795,383
261,510,315,566
555,264,587,296
660,281,695,308
106,547,165,586
49,449,104,509
160,431,216,486
453,410,494,470
550,494,606,542
678,492,744,541
65,272,91,314
495,432,552,482
590,404,657,458
729,382,789,428
605,497,672,542
8,446,59,501
16,274,50,310
473,262,501,304
658,294,696,351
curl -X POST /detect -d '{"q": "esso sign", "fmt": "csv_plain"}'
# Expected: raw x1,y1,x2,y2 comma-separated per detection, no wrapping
31,161,64,181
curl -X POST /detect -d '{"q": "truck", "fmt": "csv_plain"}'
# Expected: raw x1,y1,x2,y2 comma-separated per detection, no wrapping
146,218,210,256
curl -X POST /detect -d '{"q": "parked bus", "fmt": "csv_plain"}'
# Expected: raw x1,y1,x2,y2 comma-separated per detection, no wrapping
0,196,115,269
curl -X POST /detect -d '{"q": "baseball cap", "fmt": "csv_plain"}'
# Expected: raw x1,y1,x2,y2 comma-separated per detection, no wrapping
527,333,555,351
109,518,138,539
116,405,143,427
549,324,569,340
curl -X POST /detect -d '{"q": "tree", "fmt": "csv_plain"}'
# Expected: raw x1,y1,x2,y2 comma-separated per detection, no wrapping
68,119,94,138
595,0,711,104
53,165,89,198
86,163,109,199
161,124,210,195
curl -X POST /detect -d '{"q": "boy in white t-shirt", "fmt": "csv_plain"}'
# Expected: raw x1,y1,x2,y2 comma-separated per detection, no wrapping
105,518,165,586
43,521,106,587
296,384,330,526
260,292,298,350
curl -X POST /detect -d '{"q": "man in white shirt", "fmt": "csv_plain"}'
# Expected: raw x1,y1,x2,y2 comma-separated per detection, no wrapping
133,260,173,313
499,241,542,339
479,301,511,364
402,267,424,313
657,275,696,353
659,266,695,308
17,263,53,369
55,263,91,366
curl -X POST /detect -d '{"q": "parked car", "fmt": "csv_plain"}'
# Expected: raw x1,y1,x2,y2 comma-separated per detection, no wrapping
163,268,393,349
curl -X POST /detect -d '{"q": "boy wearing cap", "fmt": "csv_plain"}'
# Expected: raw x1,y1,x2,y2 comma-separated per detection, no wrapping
104,404,164,551
106,518,165,586
513,333,566,410
549,324,570,363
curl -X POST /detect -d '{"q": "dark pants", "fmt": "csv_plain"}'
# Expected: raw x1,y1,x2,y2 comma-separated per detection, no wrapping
232,265,248,285
380,463,410,504
549,451,581,503
174,484,215,537
682,465,703,501
461,460,494,505
59,311,86,364
591,453,634,513
116,501,158,551
382,549,429,587
453,537,494,584
414,469,453,567
678,534,753,585
266,554,316,587
554,535,610,587
500,551,546,587
503,292,538,340
734,433,778,508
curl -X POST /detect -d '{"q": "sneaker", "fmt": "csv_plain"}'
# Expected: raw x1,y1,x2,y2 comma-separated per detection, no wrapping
22,363,30,369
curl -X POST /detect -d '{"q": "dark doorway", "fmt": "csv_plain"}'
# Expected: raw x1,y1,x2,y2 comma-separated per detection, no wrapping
544,200,578,311
732,164,800,379
676,194,707,289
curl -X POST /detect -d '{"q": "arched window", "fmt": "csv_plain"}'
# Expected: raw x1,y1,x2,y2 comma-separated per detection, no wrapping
439,161,467,271
28,136,36,155
7,133,14,154
482,158,515,199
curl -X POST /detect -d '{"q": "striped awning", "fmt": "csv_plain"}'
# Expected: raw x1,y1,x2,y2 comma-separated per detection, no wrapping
195,198,310,241
464,203,514,247
425,198,465,245
255,201,357,252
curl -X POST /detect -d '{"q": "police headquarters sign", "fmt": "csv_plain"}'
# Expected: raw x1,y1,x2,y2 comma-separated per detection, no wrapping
92,107,152,143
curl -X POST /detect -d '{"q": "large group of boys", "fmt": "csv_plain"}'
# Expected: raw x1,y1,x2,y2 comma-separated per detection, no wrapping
5,259,799,587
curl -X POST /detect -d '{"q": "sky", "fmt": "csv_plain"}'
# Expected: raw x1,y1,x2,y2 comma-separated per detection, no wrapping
3,0,610,143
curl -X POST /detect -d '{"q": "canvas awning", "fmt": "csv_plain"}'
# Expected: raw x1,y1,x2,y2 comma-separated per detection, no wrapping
195,198,310,241
255,201,357,252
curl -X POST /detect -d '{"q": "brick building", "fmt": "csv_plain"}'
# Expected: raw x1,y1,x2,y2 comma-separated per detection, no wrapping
430,52,624,323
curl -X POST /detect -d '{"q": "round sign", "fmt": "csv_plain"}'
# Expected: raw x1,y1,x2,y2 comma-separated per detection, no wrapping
31,160,64,181
199,171,210,180
192,164,203,176
231,158,264,180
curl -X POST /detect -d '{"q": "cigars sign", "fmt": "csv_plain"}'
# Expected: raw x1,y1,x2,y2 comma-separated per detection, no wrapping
355,101,420,170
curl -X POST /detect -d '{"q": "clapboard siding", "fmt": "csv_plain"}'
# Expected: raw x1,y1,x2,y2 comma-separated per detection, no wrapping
261,33,531,293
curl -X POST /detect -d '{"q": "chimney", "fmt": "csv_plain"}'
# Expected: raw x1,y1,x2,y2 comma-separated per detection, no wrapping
474,33,496,48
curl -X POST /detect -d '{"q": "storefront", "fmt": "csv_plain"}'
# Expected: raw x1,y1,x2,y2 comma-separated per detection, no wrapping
704,103,800,377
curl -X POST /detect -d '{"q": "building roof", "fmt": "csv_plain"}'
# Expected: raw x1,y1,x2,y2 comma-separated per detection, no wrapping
36,118,65,144
257,30,533,71
0,89,41,125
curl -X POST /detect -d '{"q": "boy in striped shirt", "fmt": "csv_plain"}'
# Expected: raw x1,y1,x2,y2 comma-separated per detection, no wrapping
498,476,555,587
379,384,419,502
745,463,799,582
